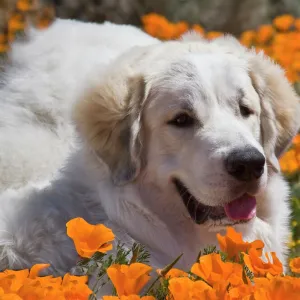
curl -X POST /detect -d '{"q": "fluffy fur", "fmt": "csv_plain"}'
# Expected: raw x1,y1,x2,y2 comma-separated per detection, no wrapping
0,19,299,290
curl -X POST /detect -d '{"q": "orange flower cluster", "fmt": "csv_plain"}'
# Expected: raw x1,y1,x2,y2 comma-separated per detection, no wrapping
141,13,222,40
0,218,117,299
141,14,188,40
0,0,55,53
1,218,300,299
142,14,300,83
240,14,300,83
0,263,92,299
103,225,300,299
165,229,300,300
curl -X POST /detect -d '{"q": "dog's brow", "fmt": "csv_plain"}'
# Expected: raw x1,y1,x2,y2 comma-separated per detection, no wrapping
167,100,195,115
237,88,245,101
179,101,195,113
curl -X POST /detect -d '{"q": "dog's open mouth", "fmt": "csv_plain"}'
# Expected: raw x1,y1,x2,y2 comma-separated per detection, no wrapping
173,178,256,225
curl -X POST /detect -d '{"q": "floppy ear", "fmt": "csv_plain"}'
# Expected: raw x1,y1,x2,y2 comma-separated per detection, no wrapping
249,52,300,172
73,75,147,185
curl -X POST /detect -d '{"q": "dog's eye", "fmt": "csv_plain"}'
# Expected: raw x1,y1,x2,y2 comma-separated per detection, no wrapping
239,104,254,117
168,113,195,127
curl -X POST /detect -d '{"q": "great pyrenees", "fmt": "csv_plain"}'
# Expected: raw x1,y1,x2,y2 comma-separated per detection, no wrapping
0,19,299,280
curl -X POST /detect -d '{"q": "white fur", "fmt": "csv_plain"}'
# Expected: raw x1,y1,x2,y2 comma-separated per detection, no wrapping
0,19,299,296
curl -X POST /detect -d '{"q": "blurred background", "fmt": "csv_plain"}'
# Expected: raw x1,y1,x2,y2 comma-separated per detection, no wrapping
3,0,300,35
1,0,300,258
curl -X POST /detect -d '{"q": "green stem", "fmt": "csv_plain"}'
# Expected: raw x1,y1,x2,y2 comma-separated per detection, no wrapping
145,253,183,295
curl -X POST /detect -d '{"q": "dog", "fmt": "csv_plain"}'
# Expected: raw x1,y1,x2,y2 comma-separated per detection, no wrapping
0,18,299,285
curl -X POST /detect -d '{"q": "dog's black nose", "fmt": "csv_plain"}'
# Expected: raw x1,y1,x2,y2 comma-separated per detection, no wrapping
225,147,265,181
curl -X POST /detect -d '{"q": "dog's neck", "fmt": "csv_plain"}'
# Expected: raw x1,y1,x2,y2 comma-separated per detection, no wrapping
92,168,223,269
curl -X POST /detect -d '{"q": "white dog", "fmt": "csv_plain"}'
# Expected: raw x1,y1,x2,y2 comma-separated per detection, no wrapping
0,19,299,282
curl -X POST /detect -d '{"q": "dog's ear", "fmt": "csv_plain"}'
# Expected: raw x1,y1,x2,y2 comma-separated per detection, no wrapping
249,52,300,172
73,75,147,185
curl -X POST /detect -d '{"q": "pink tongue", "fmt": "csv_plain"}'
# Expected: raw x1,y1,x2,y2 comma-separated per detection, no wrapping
224,194,256,221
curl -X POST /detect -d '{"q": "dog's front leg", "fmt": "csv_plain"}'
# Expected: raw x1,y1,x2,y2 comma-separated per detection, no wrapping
0,178,94,276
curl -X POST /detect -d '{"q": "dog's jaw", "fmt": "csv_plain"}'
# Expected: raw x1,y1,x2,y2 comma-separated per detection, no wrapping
92,160,291,271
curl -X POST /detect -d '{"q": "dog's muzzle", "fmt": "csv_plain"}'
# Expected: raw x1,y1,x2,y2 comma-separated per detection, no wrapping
173,178,257,225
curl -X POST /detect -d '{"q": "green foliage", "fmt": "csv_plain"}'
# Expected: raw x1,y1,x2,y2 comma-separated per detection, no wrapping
148,278,170,300
288,173,300,258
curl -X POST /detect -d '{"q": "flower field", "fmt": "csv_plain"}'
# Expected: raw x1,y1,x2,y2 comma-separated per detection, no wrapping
1,217,300,299
1,0,300,298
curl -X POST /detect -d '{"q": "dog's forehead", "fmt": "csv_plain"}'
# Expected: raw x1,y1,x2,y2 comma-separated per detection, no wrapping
163,53,249,89
148,52,252,111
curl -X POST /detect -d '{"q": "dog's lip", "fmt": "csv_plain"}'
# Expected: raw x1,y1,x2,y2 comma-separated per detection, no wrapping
173,178,226,224
173,178,254,225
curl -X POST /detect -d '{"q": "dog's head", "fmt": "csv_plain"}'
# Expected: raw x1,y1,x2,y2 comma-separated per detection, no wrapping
74,35,300,228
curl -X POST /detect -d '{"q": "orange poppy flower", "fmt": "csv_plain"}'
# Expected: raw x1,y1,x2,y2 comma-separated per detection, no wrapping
141,13,168,27
8,13,26,31
174,21,189,38
287,33,300,51
63,280,93,299
192,24,205,36
26,263,63,289
17,278,64,299
217,227,264,261
273,32,288,44
0,287,22,300
0,262,92,299
295,18,300,31
141,13,172,39
228,282,256,299
168,277,217,300
62,273,88,286
278,50,294,66
103,296,155,300
159,23,177,40
280,149,300,173
156,268,188,279
273,14,295,31
292,60,300,72
243,248,283,277
256,25,274,44
289,257,300,273
16,0,34,12
191,253,243,287
0,269,29,293
17,271,91,299
293,134,300,146
28,263,50,278
62,273,92,299
255,276,300,299
66,217,115,258
240,30,256,46
106,263,152,296
206,31,223,40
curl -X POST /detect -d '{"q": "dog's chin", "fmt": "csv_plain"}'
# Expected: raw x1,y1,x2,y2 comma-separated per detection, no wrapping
173,178,256,227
